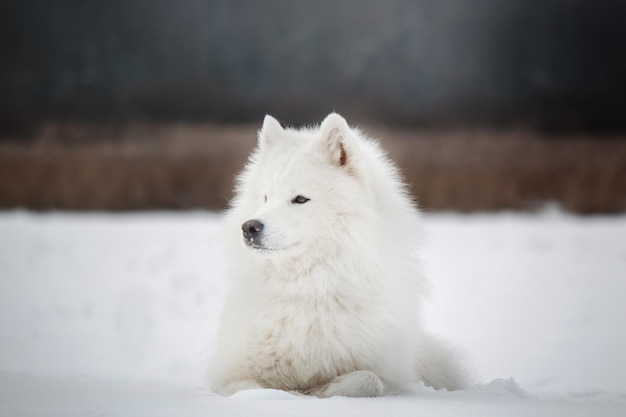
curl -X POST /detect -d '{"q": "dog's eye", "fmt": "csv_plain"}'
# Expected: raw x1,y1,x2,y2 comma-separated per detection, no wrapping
291,195,310,204
263,195,267,203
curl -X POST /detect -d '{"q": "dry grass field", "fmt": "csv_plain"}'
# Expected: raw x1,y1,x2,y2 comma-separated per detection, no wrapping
1,122,625,213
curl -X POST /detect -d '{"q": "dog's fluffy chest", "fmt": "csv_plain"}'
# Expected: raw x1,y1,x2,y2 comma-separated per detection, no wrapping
246,293,369,391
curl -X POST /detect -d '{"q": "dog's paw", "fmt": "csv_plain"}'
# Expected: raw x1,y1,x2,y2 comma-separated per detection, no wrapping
310,370,385,398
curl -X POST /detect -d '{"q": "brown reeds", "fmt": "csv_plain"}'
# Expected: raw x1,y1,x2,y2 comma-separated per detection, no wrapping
1,122,625,213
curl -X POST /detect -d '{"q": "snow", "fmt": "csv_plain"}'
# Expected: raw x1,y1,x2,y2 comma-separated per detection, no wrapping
1,209,625,416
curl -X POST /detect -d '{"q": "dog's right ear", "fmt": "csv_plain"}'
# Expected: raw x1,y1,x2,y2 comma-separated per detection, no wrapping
258,115,283,151
319,113,355,169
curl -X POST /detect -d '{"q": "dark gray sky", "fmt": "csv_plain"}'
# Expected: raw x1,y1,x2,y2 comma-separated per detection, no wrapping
2,0,625,134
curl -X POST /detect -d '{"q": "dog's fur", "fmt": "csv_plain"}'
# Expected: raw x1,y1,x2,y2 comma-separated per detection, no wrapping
209,113,468,397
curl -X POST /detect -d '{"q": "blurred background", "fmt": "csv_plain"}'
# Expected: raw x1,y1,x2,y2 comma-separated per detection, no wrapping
1,0,625,213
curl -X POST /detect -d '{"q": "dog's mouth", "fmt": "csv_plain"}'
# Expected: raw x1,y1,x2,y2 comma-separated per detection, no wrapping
243,237,299,253
244,237,275,251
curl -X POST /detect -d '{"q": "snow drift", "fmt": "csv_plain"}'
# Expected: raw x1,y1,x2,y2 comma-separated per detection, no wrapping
0,210,625,416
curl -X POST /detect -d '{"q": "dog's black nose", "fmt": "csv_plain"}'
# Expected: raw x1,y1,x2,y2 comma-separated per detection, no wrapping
242,220,264,240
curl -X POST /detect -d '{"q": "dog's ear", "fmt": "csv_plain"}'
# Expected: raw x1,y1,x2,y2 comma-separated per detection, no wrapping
258,115,283,150
319,113,355,169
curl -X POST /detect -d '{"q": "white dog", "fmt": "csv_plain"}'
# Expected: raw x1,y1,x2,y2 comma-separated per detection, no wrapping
209,113,468,397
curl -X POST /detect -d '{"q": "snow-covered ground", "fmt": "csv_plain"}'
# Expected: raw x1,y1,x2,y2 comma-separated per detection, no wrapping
1,210,625,416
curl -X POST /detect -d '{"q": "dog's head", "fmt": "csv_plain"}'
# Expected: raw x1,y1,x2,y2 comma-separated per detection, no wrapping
234,113,372,259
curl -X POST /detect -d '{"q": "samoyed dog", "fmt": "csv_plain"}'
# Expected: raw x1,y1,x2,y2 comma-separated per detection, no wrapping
210,113,468,397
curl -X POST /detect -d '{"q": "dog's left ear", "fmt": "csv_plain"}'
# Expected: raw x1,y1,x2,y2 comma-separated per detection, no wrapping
258,115,284,151
319,113,356,169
